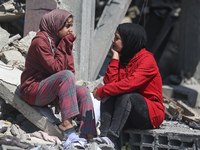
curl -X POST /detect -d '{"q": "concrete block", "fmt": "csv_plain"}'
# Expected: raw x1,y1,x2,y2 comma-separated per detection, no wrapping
17,31,36,55
2,50,25,64
1,50,25,71
162,85,199,107
124,120,200,150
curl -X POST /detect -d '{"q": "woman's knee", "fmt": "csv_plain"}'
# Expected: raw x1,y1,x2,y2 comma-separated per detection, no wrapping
58,70,75,82
76,86,91,99
115,93,132,109
129,92,146,106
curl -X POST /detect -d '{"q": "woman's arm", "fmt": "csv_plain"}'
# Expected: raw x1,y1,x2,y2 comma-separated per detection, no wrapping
33,34,75,74
103,48,120,84
97,54,158,98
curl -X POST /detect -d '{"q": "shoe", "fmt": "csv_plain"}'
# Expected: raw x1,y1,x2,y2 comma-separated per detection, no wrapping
66,141,86,149
63,132,87,149
90,137,115,150
85,142,102,150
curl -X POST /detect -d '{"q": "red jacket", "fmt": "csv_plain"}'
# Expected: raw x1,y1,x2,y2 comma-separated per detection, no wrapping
20,31,76,105
97,48,165,128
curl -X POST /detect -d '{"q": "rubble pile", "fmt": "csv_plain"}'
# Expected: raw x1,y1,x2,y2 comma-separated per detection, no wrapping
0,31,36,70
0,0,200,150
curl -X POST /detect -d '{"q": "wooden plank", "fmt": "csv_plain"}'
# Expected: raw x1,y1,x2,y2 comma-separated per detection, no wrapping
91,0,132,80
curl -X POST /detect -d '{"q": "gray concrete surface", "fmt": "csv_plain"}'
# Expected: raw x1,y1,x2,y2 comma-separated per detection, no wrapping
162,84,200,108
124,120,200,150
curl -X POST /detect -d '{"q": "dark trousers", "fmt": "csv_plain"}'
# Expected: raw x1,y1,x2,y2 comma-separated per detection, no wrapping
100,92,153,142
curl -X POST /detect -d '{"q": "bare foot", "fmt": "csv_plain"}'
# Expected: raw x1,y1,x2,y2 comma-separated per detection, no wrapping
59,119,73,131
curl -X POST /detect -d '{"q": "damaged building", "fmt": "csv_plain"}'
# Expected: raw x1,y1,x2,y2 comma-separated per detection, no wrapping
0,0,200,150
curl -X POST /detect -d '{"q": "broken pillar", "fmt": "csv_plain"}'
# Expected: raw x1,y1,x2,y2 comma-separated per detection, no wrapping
178,0,200,83
91,0,132,80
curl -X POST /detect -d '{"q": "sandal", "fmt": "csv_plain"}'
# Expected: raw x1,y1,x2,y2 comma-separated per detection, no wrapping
55,125,77,141
90,137,115,149
63,133,87,149
68,141,86,149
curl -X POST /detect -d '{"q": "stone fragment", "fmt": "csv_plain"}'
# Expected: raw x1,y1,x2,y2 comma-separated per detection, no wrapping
0,27,10,52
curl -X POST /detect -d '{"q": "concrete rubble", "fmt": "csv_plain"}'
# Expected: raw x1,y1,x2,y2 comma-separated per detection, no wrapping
0,0,200,150
123,120,200,150
0,31,200,150
0,0,25,22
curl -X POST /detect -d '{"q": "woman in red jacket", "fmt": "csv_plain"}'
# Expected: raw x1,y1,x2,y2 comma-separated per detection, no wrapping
92,23,165,148
20,9,96,148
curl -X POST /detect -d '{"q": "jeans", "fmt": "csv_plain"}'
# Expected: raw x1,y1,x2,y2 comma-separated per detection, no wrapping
100,92,153,142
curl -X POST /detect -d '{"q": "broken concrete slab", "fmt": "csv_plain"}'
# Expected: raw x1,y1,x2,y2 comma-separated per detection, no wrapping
8,34,21,43
1,50,25,64
177,100,200,124
1,49,25,71
163,94,200,124
0,27,10,52
0,0,15,12
0,61,63,139
15,31,36,55
162,84,199,108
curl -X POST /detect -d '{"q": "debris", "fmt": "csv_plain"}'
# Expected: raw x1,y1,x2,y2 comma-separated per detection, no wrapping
0,27,10,52
0,0,200,149
8,33,21,43
163,94,200,125
0,0,25,22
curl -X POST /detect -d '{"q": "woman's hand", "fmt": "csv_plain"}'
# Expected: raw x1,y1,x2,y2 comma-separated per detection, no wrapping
111,46,120,60
71,32,76,38
92,89,101,100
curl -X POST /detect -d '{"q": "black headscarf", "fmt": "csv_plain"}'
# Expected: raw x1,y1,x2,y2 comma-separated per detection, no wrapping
117,23,147,65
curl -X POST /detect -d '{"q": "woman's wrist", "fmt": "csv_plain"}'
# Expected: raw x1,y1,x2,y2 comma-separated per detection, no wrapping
112,53,120,60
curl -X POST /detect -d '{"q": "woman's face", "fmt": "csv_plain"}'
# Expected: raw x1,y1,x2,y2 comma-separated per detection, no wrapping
58,17,73,39
112,30,123,52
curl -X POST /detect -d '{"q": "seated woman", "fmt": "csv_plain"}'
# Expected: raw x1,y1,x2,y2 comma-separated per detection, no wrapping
92,23,165,149
20,9,96,148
